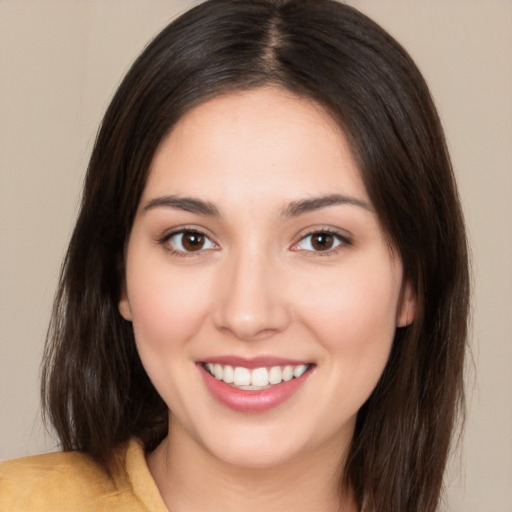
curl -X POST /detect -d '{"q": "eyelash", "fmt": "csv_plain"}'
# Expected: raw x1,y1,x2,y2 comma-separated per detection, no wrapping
291,228,351,256
157,228,351,257
158,228,218,257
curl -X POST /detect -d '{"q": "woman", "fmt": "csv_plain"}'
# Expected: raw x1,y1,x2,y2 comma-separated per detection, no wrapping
0,1,469,511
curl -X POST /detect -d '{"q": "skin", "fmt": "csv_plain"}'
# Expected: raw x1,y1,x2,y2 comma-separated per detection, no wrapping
119,87,415,512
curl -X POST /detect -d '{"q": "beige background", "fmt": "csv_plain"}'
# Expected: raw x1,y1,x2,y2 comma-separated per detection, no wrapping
0,1,511,510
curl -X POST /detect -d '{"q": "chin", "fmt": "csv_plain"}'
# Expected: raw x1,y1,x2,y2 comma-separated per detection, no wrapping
192,423,306,469
210,442,299,470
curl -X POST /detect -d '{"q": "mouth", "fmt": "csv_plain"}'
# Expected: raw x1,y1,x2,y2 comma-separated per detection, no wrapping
202,362,312,390
198,358,315,413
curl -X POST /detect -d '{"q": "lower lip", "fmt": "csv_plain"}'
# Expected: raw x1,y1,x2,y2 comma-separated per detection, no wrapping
199,364,313,413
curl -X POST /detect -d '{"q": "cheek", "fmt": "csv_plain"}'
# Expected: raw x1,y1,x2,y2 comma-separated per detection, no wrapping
125,257,217,413
296,256,401,376
126,257,214,356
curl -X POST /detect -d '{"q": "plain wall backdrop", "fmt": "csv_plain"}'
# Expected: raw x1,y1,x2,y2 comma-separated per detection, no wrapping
0,1,511,511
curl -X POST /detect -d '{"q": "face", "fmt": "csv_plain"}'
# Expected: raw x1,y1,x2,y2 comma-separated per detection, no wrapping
119,87,415,469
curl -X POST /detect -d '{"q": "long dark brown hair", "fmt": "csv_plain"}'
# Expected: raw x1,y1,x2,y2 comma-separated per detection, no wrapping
42,1,470,510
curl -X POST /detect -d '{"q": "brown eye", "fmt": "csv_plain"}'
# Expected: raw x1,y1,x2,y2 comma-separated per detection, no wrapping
167,230,216,253
181,232,205,251
311,233,335,251
295,231,346,253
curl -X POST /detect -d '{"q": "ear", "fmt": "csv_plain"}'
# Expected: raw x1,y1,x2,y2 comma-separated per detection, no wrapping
396,280,416,327
118,284,133,322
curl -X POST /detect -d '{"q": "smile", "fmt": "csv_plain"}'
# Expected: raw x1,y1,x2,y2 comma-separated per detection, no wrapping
203,362,310,390
199,359,314,413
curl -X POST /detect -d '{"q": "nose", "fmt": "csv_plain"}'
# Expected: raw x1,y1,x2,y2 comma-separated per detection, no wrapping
212,250,291,341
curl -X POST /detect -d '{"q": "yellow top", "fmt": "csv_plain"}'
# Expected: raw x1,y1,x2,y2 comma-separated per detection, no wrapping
0,438,168,512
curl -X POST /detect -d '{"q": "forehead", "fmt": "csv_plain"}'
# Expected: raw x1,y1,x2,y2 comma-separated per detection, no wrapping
143,87,368,206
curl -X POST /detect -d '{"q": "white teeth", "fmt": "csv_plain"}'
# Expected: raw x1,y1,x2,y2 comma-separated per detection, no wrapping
293,364,308,378
268,366,282,385
213,363,223,380
282,365,294,381
251,367,269,387
233,367,251,386
222,365,234,384
204,362,310,388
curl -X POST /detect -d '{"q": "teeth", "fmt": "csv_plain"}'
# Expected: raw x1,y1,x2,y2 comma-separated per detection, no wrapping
233,367,251,386
251,367,269,387
214,364,223,380
204,362,310,389
282,365,294,381
293,365,308,378
223,365,234,384
268,366,282,385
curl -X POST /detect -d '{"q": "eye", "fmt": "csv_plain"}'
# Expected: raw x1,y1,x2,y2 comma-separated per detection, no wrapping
165,230,217,253
294,231,347,253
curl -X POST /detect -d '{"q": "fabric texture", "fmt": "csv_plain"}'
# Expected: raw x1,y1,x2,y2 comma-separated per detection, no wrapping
0,438,167,512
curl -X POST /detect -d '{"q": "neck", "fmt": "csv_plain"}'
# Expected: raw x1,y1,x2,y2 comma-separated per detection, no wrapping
147,420,357,512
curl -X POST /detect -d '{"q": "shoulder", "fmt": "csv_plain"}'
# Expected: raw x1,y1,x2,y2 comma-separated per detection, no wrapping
0,440,146,511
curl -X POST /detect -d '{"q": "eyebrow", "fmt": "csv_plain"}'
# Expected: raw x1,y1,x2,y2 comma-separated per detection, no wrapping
143,193,371,218
281,194,372,218
143,195,220,217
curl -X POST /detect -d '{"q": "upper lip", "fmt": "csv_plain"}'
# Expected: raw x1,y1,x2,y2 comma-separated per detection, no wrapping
198,355,313,369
